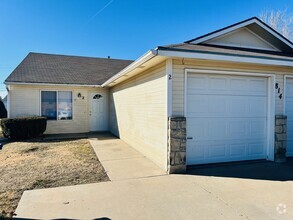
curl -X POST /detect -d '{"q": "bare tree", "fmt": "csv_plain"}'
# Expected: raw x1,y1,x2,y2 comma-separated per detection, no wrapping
260,9,293,40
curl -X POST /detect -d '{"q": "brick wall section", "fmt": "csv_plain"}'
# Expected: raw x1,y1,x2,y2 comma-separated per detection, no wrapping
275,115,287,163
168,117,187,174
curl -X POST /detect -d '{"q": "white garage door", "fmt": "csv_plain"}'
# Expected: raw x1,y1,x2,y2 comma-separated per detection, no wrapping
186,73,268,165
285,78,293,157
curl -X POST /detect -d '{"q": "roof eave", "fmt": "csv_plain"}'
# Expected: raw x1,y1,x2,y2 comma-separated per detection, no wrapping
102,49,158,87
157,47,293,67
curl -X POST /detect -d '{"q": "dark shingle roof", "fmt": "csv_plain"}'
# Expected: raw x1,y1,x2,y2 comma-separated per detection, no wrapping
5,52,133,85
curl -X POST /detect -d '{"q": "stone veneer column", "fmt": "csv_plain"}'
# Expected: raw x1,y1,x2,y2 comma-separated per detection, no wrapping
168,117,187,174
275,115,287,163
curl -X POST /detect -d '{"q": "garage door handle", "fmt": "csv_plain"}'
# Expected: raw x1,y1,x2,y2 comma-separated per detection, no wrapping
187,137,193,140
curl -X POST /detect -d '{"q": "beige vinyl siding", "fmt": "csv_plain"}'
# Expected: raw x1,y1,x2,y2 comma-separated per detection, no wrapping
9,84,108,134
172,58,293,116
109,63,167,170
275,74,284,114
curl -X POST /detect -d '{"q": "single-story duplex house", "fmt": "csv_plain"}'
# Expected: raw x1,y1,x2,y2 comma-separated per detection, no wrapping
4,17,293,173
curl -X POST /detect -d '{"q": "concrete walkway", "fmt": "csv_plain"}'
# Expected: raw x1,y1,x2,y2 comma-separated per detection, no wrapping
89,134,166,181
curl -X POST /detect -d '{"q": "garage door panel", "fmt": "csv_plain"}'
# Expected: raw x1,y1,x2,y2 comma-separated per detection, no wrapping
187,76,207,90
248,98,267,116
230,143,246,156
186,143,205,161
187,119,207,137
188,75,267,96
188,89,266,96
230,78,248,90
187,95,266,118
186,73,268,165
186,95,209,114
229,121,247,135
249,79,267,93
229,97,247,114
250,120,267,137
187,140,266,165
208,143,226,158
285,98,293,114
209,77,227,90
208,120,227,139
287,140,293,156
188,118,266,141
248,142,266,155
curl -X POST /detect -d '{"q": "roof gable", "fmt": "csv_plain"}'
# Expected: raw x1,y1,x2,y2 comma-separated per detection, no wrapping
186,17,293,53
205,27,280,51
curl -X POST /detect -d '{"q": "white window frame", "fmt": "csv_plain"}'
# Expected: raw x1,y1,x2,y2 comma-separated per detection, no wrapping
40,90,73,121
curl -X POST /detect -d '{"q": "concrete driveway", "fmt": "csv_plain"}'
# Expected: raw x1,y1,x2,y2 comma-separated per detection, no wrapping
188,158,293,181
14,134,293,219
14,162,293,220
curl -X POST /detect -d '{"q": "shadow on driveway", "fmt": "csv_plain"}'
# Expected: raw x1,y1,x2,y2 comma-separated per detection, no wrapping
187,158,293,181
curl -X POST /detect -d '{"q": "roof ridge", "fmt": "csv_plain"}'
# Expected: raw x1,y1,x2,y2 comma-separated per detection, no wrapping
28,52,134,62
5,52,134,85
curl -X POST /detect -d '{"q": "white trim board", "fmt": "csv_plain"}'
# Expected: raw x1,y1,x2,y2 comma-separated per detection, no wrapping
166,59,172,171
157,49,293,67
166,59,173,117
184,68,276,162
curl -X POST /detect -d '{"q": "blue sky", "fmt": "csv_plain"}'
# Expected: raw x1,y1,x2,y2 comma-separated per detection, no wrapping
0,0,292,97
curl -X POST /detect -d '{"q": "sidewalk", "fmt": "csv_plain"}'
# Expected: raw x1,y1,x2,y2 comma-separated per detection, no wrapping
89,134,166,181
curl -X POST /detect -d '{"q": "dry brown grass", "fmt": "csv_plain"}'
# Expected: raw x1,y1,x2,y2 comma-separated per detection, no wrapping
0,139,109,218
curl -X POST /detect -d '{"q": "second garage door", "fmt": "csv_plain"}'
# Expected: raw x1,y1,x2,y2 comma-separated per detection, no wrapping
285,78,293,157
186,73,268,165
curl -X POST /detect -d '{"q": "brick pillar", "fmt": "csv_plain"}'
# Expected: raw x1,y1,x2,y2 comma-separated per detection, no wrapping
168,117,186,174
275,115,287,163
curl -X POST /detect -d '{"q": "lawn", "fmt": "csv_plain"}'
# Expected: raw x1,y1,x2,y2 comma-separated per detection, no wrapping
0,138,109,218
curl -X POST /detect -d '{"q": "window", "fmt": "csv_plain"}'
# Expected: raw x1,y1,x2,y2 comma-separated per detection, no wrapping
93,94,103,99
41,91,72,120
41,91,57,120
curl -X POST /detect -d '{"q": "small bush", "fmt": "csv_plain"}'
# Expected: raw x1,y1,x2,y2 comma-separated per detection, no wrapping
0,116,47,140
0,101,7,118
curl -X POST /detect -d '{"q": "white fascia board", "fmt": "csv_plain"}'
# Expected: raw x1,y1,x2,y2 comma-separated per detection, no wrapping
4,82,102,87
254,20,293,49
157,49,293,67
102,49,158,87
190,19,256,44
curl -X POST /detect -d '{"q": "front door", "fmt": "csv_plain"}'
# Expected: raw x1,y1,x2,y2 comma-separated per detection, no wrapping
90,93,106,131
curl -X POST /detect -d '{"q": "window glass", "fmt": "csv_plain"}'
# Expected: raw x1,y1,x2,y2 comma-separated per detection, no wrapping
41,91,57,120
58,91,72,120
